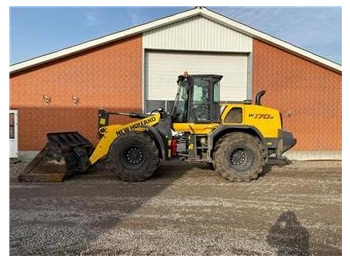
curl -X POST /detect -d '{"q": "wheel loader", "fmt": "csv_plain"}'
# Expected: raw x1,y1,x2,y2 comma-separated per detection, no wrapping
18,72,296,182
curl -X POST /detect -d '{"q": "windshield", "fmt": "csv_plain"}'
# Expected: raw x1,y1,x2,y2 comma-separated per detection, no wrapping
171,79,189,123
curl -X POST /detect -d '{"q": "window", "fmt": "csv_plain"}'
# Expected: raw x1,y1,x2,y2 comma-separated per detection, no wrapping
214,83,220,102
224,107,243,123
9,113,15,139
190,81,210,122
171,80,189,123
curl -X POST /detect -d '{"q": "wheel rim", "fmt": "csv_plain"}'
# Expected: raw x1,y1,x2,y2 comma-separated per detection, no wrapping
229,147,254,171
122,146,144,168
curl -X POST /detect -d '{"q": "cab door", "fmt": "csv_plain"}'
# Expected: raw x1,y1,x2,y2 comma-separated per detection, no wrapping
172,75,222,134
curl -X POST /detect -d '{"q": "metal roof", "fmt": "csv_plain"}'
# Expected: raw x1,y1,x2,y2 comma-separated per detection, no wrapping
10,6,342,74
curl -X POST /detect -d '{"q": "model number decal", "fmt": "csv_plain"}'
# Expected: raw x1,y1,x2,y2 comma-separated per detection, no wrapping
248,113,274,119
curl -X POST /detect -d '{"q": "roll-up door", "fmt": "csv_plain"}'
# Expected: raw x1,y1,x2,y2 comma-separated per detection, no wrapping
145,51,248,112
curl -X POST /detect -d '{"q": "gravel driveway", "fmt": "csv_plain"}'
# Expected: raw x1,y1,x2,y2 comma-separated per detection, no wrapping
10,160,342,255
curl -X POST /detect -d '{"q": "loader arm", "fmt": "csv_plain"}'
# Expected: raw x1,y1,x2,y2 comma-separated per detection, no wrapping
89,113,161,165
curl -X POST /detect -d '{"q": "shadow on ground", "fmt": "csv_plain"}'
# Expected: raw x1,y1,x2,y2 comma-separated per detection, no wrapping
267,211,310,255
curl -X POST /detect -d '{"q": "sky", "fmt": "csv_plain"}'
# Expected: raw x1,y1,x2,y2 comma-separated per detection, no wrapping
9,6,342,65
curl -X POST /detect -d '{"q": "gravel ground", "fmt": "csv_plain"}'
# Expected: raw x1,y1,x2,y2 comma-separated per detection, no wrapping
9,160,342,256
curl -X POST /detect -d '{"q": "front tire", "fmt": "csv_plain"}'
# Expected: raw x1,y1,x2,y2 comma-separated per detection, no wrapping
213,133,264,182
109,132,160,182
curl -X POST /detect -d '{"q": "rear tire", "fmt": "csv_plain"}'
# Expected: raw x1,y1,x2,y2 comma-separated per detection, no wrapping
109,132,160,182
213,133,264,182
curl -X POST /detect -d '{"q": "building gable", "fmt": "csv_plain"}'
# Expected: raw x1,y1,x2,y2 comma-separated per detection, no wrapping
10,7,341,74
143,16,252,53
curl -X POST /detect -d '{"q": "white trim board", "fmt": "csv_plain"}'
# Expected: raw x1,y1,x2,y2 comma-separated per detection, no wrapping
283,151,342,161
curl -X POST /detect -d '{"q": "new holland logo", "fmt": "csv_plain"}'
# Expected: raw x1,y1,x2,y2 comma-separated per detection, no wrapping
116,116,157,136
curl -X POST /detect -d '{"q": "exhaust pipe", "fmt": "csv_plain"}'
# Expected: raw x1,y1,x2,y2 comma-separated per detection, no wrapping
255,90,266,105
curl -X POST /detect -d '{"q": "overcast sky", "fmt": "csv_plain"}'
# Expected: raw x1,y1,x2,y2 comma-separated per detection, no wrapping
9,6,342,65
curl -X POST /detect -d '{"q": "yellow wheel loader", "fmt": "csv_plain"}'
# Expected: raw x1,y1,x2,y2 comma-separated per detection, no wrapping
18,73,296,182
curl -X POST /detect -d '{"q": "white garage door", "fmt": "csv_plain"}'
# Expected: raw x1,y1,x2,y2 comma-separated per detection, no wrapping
145,51,248,111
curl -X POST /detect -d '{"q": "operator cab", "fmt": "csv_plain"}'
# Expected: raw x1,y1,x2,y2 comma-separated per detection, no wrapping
171,73,223,124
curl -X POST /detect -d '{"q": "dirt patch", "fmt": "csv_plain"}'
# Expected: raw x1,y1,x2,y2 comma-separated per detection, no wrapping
10,160,342,255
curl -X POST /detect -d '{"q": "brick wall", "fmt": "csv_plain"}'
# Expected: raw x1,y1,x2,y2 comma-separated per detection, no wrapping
10,35,142,150
253,39,342,151
10,35,342,152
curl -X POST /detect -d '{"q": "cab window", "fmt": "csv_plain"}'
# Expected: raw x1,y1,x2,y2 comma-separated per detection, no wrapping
190,82,210,122
224,107,243,123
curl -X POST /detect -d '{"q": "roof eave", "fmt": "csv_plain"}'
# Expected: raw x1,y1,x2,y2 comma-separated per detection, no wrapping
199,8,342,74
10,6,342,75
10,7,201,75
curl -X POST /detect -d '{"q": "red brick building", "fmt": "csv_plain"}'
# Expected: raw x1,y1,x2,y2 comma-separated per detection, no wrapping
9,7,342,160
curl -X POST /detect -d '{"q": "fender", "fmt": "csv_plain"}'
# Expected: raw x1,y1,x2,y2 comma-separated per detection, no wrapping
138,125,167,160
208,125,267,158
